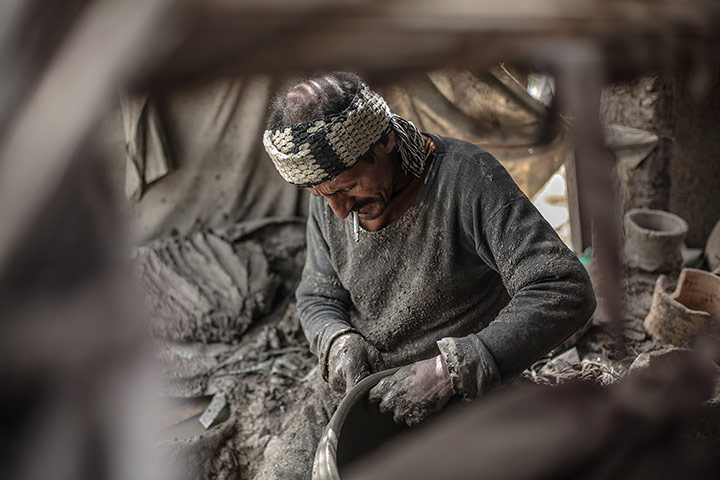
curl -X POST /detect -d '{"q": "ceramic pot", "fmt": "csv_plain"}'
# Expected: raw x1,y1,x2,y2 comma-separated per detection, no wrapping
644,268,720,345
624,208,688,273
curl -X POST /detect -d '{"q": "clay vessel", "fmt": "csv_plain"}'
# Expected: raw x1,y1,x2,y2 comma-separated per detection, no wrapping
313,368,402,480
624,208,688,273
705,218,720,272
644,268,720,345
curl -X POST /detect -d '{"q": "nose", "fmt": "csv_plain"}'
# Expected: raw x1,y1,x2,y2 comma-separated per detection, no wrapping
325,193,354,219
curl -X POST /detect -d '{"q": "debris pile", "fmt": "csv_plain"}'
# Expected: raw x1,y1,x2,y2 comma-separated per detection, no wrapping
133,218,306,343
144,219,316,479
134,232,278,343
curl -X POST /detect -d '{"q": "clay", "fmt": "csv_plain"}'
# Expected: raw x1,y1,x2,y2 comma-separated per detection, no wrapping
706,218,720,272
624,208,688,272
368,355,453,427
158,306,317,480
327,333,385,393
313,368,400,480
134,219,307,344
525,347,621,386
644,268,720,346
600,77,673,214
256,371,345,480
669,71,720,248
134,232,279,343
150,219,312,479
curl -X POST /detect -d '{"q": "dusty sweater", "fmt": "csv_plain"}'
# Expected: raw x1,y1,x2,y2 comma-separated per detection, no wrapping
296,134,596,398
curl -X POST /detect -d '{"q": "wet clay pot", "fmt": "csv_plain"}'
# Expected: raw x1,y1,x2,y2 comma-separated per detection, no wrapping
624,208,688,273
644,268,720,346
313,368,403,480
313,367,465,479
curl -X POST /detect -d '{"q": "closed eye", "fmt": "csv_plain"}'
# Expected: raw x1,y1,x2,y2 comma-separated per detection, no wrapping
308,182,357,197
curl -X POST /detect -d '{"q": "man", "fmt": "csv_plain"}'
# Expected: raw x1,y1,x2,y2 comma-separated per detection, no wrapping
256,72,595,479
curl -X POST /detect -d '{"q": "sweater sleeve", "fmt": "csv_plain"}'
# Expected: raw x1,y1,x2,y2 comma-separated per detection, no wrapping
438,153,596,399
296,197,359,380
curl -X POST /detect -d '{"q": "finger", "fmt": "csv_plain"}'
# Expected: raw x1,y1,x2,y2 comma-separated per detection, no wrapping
368,384,381,404
372,377,394,401
394,409,408,426
389,399,421,427
390,398,413,426
346,363,371,390
402,411,421,428
367,348,386,373
378,386,402,415
328,364,346,393
368,378,391,404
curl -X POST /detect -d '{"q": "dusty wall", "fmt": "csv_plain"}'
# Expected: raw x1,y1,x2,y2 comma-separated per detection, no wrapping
669,68,720,248
600,72,720,249
600,76,674,214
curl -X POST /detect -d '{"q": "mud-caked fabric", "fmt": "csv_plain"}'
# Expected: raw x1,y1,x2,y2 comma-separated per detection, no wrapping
296,134,596,399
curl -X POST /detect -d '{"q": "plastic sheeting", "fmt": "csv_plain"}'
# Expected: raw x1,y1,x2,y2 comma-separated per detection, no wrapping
102,76,309,243
603,124,659,169
382,70,570,200
119,93,173,200
102,70,571,242
102,70,662,245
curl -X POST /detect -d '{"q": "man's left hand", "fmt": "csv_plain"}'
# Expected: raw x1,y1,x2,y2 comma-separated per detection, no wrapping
368,354,453,427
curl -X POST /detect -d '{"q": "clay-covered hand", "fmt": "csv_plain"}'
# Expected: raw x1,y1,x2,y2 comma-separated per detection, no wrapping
368,355,453,427
327,333,385,394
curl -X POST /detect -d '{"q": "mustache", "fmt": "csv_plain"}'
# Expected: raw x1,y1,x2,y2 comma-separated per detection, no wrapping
352,199,379,212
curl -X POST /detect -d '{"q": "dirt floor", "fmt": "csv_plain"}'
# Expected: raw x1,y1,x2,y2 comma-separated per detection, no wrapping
156,303,317,479
525,265,667,387
144,218,320,479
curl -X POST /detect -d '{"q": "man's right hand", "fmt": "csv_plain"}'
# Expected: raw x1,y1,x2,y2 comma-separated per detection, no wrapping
327,333,385,393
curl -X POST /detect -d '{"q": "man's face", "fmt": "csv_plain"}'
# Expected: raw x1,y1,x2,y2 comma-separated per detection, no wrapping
308,141,396,221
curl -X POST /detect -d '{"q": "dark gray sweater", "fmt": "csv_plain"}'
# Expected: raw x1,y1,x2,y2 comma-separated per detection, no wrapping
296,134,596,398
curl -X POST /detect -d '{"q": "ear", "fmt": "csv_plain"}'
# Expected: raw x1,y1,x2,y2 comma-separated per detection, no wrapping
382,130,395,154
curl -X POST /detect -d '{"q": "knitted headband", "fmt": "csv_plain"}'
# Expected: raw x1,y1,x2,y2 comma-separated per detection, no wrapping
263,83,426,187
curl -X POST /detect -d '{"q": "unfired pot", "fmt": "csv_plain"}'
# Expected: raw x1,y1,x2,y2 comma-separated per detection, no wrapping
313,368,404,480
644,268,720,345
624,208,688,273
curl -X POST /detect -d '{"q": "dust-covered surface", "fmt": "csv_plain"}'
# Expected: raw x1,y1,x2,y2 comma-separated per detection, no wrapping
147,218,720,479
670,69,720,248
523,262,670,386
147,219,319,479
97,78,310,244
600,76,674,214
521,261,720,457
600,73,720,249
522,257,720,415
157,308,317,479
134,218,306,344
134,232,279,343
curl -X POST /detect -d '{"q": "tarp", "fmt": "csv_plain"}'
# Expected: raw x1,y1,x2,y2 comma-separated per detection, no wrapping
382,70,569,199
101,76,309,243
102,70,568,243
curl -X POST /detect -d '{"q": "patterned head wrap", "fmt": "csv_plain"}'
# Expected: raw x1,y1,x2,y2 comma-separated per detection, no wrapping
263,83,426,187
